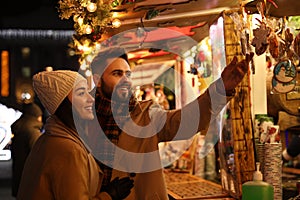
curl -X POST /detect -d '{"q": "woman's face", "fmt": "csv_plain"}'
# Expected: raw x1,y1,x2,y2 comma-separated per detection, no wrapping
68,80,94,120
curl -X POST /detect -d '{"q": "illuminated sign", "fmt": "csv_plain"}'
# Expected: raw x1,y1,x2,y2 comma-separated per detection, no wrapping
0,126,11,160
0,104,22,160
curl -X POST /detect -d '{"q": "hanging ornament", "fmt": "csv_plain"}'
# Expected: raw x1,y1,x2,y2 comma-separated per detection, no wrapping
85,25,93,34
293,32,300,58
251,20,271,55
273,59,296,83
268,33,279,59
272,77,295,93
250,0,271,56
271,59,297,94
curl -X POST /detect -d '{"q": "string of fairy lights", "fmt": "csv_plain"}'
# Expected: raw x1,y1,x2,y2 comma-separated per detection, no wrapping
57,0,125,75
56,0,289,79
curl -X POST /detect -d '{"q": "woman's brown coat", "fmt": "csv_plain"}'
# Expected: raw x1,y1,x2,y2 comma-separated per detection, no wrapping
17,116,111,200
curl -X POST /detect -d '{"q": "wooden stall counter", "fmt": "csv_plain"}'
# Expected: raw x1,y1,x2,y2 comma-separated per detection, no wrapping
164,171,235,200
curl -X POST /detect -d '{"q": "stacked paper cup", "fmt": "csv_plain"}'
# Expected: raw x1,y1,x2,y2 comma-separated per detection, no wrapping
256,143,265,175
255,121,282,200
263,142,282,200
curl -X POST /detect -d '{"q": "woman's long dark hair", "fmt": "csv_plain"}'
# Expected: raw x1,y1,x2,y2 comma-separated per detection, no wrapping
55,96,92,152
55,97,77,131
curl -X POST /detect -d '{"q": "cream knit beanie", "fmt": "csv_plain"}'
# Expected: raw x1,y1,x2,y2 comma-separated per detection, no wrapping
32,70,86,115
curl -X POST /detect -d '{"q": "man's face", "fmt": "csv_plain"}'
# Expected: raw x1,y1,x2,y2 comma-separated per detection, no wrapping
94,58,132,102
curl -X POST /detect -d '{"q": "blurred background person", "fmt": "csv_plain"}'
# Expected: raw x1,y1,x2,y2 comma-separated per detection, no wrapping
10,102,43,197
282,134,300,168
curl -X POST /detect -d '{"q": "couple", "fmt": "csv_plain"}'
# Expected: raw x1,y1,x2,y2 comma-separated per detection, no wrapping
17,47,253,200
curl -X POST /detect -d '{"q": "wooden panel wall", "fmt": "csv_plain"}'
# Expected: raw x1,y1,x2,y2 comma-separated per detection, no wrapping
219,10,256,199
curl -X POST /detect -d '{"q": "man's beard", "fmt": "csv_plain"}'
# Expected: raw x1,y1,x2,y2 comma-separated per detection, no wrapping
100,79,133,103
113,87,133,102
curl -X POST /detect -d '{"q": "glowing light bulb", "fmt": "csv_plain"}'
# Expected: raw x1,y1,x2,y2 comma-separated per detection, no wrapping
95,43,101,51
191,46,197,52
86,54,93,63
21,92,31,100
45,66,53,71
85,25,93,34
67,49,76,56
80,62,87,70
85,70,92,77
112,18,121,28
73,14,79,22
77,17,84,25
112,12,118,18
87,2,97,12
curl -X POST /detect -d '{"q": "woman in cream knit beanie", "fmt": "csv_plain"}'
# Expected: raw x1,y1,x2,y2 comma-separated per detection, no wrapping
32,70,87,115
17,70,133,200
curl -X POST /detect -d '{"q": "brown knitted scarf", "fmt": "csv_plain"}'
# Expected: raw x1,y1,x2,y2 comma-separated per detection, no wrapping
95,89,137,188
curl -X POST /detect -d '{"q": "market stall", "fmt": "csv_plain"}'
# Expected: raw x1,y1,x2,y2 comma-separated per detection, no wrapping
54,0,300,199
3,0,300,198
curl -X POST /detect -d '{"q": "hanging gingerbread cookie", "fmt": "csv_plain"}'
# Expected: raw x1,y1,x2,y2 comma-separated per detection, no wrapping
268,33,279,59
293,31,300,58
251,21,271,56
